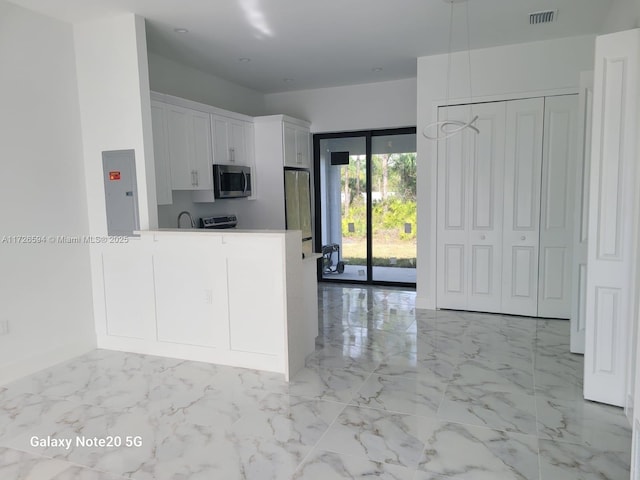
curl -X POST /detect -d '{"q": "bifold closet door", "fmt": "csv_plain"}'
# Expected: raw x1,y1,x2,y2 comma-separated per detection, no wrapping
437,102,506,312
501,98,544,317
538,95,579,319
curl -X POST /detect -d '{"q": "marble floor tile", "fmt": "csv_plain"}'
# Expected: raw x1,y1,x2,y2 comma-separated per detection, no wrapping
350,374,445,417
417,422,539,480
0,447,76,480
450,359,534,395
536,396,632,451
375,353,457,383
0,284,632,480
305,344,385,373
286,367,370,403
437,385,537,435
231,393,345,445
539,439,630,480
316,405,438,468
293,450,416,479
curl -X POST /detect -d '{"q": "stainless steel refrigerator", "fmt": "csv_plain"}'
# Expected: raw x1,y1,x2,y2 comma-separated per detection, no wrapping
284,168,313,257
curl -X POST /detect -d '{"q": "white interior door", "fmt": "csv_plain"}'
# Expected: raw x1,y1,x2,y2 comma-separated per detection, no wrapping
538,95,579,319
437,102,506,312
501,98,544,317
584,29,640,407
571,72,594,354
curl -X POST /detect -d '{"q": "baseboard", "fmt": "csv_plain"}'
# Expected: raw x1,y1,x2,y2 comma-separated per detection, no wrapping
0,339,96,386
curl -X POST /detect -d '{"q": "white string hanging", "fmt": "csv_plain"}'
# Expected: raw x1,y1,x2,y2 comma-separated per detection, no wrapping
423,0,479,141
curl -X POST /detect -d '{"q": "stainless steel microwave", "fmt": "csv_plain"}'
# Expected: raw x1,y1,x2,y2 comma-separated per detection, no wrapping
213,164,252,199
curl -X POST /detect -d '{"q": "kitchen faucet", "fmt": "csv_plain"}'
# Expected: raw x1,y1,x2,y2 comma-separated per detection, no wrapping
177,211,196,228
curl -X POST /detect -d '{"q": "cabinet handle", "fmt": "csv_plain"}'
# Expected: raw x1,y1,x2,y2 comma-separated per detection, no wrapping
191,170,196,186
194,170,199,187
520,235,526,241
480,235,486,240
229,147,235,163
297,152,302,164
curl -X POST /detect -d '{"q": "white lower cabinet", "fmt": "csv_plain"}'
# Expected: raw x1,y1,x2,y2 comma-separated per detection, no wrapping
153,238,228,348
437,94,579,318
227,239,284,356
97,231,313,379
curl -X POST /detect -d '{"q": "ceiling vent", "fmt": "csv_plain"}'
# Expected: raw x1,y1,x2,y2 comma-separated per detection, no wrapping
529,10,557,25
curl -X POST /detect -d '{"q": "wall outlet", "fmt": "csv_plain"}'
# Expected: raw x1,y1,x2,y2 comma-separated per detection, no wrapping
0,320,9,336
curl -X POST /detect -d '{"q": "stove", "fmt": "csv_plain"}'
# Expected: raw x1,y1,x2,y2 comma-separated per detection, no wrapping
199,214,238,229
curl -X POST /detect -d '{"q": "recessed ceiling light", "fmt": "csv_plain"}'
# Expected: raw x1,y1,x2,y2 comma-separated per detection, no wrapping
372,67,383,72
173,28,189,33
283,78,294,83
238,57,251,63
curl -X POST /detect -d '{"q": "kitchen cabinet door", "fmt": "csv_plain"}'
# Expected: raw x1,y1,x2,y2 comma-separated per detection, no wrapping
212,115,249,165
166,104,212,190
150,101,172,205
166,104,192,190
283,123,311,168
226,238,285,356
153,239,228,348
190,110,213,190
296,128,311,168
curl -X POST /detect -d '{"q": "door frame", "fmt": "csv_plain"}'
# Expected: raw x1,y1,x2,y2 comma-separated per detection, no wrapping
313,126,417,288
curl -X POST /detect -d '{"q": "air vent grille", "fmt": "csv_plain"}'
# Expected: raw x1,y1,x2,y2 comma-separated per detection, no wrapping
529,10,557,25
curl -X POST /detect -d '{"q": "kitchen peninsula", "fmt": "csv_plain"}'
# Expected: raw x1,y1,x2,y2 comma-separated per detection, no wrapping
91,228,319,380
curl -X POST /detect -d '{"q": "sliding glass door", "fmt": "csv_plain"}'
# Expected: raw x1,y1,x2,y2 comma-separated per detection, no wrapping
314,128,416,286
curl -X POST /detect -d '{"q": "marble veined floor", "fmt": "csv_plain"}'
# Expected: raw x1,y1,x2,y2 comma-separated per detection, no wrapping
0,284,632,479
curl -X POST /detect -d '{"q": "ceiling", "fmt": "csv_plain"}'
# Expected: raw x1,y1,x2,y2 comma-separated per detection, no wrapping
8,0,617,93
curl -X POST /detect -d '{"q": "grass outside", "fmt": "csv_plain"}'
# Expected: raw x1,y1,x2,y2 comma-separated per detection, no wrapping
341,236,417,268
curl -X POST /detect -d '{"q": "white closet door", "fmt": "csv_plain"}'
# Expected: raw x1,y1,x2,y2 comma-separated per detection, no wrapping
437,105,470,310
538,95,579,319
570,73,594,354
585,29,640,407
437,102,506,311
501,98,544,317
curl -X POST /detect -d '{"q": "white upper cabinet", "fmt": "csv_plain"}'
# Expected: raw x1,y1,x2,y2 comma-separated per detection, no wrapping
283,122,311,168
150,101,172,205
166,104,212,191
213,115,250,165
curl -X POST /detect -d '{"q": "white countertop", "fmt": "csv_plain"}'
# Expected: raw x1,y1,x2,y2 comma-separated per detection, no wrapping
136,228,291,236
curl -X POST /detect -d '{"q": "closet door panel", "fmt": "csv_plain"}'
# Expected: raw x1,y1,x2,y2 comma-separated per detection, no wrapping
502,98,544,317
437,103,505,311
538,95,578,318
467,106,506,312
571,72,594,354
437,105,470,309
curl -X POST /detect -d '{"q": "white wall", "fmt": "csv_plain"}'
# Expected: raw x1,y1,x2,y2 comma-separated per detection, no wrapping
74,14,155,234
601,0,640,33
148,53,267,117
0,1,95,384
416,35,596,309
264,78,417,133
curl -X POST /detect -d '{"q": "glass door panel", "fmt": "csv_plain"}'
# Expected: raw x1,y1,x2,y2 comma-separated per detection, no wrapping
371,134,417,283
319,136,368,282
